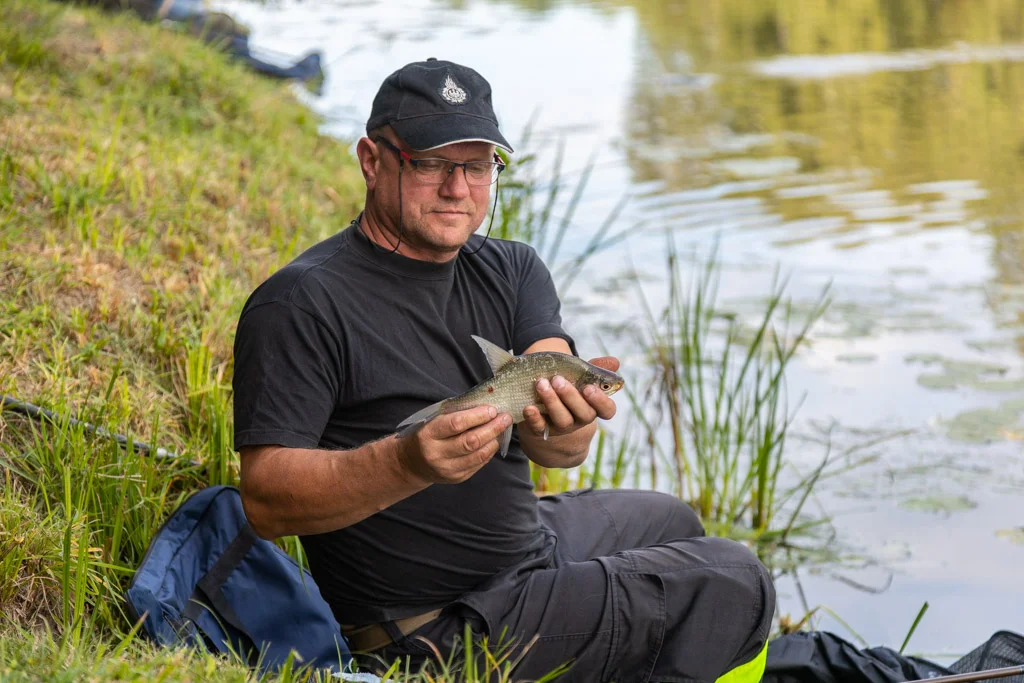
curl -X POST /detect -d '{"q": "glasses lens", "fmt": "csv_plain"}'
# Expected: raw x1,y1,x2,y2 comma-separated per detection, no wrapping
464,162,499,185
412,159,502,185
412,159,449,181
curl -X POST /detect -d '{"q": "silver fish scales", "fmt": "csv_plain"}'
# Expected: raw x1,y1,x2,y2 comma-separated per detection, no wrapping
396,335,625,457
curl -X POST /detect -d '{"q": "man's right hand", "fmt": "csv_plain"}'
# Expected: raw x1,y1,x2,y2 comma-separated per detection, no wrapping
397,406,513,485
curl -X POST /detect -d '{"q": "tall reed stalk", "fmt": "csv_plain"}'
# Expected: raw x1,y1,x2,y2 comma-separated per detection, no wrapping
627,239,831,540
494,122,629,294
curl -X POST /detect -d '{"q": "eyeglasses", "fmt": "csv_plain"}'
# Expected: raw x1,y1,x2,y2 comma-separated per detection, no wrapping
373,137,506,186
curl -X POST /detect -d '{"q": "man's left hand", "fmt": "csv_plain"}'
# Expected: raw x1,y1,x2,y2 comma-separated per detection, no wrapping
521,356,620,438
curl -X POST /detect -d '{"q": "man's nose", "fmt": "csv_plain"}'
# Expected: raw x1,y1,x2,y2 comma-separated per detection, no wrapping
439,164,471,198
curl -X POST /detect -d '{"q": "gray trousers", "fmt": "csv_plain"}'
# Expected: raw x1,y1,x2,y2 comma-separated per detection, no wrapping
362,489,775,683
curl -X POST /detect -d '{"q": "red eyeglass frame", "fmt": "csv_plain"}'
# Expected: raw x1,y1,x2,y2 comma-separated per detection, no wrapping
372,136,506,179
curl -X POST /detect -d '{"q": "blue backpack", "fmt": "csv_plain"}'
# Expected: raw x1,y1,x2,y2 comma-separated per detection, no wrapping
125,485,351,674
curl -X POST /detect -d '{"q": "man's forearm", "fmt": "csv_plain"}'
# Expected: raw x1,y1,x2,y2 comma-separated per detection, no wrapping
239,436,430,540
520,421,597,469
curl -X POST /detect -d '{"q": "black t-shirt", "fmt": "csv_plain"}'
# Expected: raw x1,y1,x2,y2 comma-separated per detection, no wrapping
232,221,576,624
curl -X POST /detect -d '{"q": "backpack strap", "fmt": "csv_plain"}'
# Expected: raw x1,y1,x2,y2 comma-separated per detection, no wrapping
182,524,259,645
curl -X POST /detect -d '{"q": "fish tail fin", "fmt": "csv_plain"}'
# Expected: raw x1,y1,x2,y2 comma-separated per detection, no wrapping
396,400,445,437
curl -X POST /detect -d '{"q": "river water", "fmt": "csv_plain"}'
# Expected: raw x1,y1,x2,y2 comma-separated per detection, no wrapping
213,0,1024,661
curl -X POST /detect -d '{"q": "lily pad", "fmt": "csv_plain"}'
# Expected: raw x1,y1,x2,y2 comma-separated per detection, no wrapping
905,353,944,364
965,338,1016,353
899,495,977,515
975,378,1024,392
836,353,877,364
996,528,1024,545
905,354,1018,391
942,398,1024,443
886,313,971,333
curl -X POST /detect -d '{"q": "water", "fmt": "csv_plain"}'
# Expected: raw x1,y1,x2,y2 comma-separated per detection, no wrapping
214,0,1024,659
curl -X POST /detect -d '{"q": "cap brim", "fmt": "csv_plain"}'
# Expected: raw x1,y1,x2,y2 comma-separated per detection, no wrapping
392,114,514,154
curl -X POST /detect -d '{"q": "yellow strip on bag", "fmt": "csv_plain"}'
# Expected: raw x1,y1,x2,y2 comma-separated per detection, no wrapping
715,640,769,683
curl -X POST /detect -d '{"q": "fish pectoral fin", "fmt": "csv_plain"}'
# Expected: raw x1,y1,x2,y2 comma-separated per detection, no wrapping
396,399,445,437
396,422,425,438
471,335,516,375
499,424,513,458
542,424,549,441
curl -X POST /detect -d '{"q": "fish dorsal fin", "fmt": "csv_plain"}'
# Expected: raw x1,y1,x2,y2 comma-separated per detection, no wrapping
471,335,516,374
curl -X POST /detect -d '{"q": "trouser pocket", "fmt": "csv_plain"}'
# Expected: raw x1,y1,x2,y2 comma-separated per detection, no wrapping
602,570,667,683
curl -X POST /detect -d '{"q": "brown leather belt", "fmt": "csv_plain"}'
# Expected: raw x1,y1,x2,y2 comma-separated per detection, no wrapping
340,608,444,653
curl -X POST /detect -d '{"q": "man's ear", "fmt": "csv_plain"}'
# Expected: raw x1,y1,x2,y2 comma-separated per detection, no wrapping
356,137,379,190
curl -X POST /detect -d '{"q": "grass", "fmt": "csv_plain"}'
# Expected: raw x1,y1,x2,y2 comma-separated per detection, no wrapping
0,629,253,682
0,0,364,677
359,625,573,683
0,0,859,679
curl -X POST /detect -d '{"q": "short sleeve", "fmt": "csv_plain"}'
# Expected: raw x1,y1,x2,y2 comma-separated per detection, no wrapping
511,245,578,355
232,301,342,450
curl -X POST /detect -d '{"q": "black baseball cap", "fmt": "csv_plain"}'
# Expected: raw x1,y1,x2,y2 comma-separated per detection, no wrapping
366,58,514,154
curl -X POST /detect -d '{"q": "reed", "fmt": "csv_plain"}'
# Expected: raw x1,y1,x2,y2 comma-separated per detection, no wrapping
625,238,833,542
493,121,630,295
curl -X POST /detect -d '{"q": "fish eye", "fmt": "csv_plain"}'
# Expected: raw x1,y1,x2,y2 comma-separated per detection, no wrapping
601,383,611,391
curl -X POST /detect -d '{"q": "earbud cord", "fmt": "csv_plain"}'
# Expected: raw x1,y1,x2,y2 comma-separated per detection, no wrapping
461,175,500,256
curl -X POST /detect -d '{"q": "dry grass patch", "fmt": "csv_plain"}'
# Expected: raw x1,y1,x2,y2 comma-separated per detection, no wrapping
0,471,65,631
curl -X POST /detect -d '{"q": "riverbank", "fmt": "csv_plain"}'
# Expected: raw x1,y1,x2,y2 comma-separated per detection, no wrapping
0,0,362,677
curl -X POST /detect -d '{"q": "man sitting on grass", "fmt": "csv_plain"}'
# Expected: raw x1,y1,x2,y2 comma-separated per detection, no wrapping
232,57,775,683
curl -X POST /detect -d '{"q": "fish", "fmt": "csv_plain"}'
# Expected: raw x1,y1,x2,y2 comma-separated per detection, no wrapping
396,335,625,457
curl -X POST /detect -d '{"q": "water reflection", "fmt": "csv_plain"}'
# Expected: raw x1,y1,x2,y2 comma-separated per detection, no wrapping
624,35,1024,240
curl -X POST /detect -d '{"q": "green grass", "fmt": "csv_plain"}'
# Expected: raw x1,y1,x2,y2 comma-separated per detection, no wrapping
0,0,364,677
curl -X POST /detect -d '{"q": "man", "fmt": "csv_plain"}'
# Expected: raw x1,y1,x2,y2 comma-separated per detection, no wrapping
232,58,774,683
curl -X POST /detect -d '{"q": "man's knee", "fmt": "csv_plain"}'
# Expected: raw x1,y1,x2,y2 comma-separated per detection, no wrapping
640,537,775,682
659,494,705,540
690,538,775,676
697,536,773,617
627,490,705,541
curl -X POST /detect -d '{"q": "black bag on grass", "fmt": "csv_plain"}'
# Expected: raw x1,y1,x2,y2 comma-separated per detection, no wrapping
763,629,1024,683
124,485,350,673
762,631,952,682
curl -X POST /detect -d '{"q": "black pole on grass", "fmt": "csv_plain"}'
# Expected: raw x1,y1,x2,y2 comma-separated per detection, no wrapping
917,665,1024,682
1,394,198,466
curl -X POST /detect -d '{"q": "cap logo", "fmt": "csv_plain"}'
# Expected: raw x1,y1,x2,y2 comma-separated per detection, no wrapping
438,73,469,105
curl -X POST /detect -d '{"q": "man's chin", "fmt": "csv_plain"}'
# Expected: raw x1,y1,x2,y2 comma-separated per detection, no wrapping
429,211,472,226
426,214,479,241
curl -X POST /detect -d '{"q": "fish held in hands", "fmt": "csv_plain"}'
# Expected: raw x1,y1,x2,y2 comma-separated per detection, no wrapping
396,335,624,457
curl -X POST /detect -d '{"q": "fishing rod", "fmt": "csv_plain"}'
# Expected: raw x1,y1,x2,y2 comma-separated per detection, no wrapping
917,664,1024,682
1,394,198,466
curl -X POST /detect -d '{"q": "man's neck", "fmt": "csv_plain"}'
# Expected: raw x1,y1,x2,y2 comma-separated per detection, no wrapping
358,208,460,264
